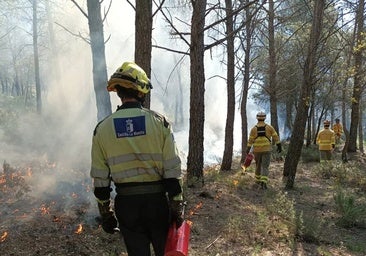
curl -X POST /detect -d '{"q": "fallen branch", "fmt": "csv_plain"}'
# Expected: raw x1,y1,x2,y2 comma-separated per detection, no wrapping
205,235,221,250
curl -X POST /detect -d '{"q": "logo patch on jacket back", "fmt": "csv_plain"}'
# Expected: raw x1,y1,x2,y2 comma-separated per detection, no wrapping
113,116,146,138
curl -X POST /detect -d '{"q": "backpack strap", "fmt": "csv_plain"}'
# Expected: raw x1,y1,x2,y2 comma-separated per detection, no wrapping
255,124,271,142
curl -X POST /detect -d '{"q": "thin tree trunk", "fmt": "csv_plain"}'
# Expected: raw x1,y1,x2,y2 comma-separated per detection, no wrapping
240,3,252,164
268,0,279,133
33,0,42,114
359,98,364,153
187,0,206,187
135,0,152,109
284,0,325,189
87,0,112,121
348,0,364,152
221,0,235,171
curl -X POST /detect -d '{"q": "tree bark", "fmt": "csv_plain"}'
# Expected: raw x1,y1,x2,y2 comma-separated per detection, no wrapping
221,0,235,171
87,0,111,121
135,0,152,109
284,0,326,189
187,0,206,187
268,0,279,133
33,0,42,114
348,0,364,152
240,2,252,164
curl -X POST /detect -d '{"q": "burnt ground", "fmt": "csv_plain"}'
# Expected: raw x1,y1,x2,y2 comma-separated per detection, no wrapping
1,152,366,256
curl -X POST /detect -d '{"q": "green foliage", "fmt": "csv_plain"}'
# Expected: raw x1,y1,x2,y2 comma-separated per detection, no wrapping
343,236,366,253
296,211,324,244
333,188,366,228
266,191,324,245
301,145,320,163
266,191,297,247
312,160,351,180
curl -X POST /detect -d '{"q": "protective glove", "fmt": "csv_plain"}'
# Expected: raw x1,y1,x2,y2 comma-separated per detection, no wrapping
277,143,282,153
246,147,251,154
98,201,118,234
170,200,184,228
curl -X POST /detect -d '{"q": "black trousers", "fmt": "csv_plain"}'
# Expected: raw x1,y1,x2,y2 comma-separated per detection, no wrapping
114,193,170,256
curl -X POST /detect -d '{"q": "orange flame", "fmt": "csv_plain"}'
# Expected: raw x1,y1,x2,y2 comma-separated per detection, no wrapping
40,204,50,215
26,167,32,177
75,224,83,234
1,231,8,242
189,201,203,216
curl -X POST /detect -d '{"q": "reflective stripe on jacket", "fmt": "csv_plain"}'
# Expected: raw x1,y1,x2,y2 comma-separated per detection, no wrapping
316,128,335,150
90,103,183,189
247,121,280,153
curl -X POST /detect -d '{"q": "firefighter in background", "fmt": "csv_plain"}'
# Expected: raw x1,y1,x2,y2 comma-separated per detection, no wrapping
247,112,282,189
316,120,335,162
332,118,343,145
90,62,185,256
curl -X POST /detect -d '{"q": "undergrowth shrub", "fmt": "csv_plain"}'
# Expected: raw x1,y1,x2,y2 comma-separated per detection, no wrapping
266,191,324,245
301,145,319,163
333,187,366,228
313,161,348,179
266,191,297,247
296,212,323,244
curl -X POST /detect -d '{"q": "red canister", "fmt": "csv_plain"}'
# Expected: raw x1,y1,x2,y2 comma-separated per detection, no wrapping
165,220,192,256
243,152,254,169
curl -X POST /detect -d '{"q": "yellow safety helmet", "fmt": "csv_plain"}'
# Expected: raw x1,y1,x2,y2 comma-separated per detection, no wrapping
256,111,266,121
107,62,152,94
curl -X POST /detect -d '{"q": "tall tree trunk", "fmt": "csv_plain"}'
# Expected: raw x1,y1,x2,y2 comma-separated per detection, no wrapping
174,56,184,128
221,0,235,171
359,98,364,153
240,3,252,164
45,1,67,107
87,0,111,121
135,0,152,109
33,0,42,114
187,0,206,187
268,0,279,133
284,0,325,189
348,0,364,152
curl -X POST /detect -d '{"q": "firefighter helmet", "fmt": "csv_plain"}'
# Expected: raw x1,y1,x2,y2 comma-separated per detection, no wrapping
107,62,152,94
324,120,330,126
256,111,266,121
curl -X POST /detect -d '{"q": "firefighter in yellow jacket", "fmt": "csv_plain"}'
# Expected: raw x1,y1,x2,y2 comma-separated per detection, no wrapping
247,112,281,189
90,62,185,256
332,118,343,145
316,120,335,162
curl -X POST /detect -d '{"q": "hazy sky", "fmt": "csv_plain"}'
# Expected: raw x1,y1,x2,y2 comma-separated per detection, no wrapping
1,1,263,168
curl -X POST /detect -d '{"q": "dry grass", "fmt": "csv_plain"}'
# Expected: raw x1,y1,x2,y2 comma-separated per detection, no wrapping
1,153,366,256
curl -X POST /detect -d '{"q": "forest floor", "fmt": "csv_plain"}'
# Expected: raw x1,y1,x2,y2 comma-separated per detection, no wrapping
1,149,366,256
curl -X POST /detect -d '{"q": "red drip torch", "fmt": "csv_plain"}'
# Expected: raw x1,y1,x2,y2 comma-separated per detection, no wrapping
165,202,192,256
242,145,254,171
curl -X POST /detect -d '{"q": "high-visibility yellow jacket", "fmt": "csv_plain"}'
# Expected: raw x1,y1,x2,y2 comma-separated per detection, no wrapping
90,102,183,198
332,123,343,137
316,128,335,150
247,121,280,153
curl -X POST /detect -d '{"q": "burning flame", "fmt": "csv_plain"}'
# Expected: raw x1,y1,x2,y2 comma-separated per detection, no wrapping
189,201,203,216
40,204,51,215
233,180,239,187
26,167,32,177
71,192,78,199
1,231,8,242
74,224,83,234
0,175,5,185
